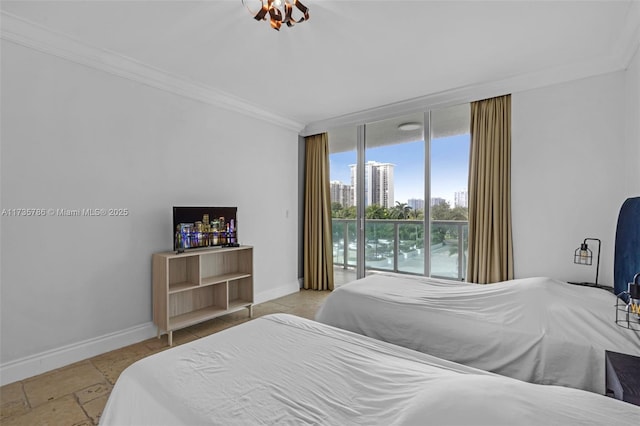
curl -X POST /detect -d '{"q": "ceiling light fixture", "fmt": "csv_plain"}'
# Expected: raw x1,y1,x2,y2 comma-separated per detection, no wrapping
397,122,422,131
243,0,309,31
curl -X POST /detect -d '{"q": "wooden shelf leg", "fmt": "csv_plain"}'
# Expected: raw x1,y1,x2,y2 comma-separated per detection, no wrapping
168,330,173,347
248,304,253,318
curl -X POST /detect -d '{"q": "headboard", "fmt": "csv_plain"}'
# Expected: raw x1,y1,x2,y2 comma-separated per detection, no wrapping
614,196,640,295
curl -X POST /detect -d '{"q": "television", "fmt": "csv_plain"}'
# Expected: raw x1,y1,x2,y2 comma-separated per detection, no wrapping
173,206,238,252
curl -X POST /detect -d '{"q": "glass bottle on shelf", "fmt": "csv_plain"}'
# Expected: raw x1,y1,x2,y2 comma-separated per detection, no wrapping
175,225,184,253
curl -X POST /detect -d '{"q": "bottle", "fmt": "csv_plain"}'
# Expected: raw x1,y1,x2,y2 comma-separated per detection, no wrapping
175,225,184,253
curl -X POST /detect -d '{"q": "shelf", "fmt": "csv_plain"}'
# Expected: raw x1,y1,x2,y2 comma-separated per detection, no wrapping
201,272,252,286
153,246,254,346
169,306,228,330
229,299,252,310
157,246,249,259
167,255,199,289
168,281,199,294
170,273,252,293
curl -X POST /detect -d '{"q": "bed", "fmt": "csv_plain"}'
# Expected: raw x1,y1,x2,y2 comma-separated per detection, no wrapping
316,274,639,394
100,313,639,425
315,197,640,394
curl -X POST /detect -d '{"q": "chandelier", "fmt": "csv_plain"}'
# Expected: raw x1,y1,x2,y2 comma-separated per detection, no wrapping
243,0,309,31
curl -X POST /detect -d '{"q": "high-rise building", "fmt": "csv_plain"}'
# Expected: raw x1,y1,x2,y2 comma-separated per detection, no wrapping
330,181,354,208
350,161,395,208
431,197,447,207
408,198,425,211
454,190,468,208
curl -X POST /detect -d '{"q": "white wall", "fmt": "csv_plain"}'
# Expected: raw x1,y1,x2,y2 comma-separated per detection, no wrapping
624,45,640,197
511,69,635,285
0,40,300,383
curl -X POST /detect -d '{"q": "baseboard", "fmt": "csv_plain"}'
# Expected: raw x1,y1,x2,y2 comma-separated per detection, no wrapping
1,284,300,386
0,322,157,386
254,281,300,304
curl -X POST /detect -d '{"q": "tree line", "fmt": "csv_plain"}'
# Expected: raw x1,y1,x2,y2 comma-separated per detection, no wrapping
331,201,468,221
331,201,468,252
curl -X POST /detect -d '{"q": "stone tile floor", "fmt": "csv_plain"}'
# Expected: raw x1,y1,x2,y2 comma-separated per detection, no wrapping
0,289,331,426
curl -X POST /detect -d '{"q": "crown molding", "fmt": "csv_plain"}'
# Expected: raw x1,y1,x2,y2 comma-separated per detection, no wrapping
2,1,638,138
302,54,621,136
0,11,305,133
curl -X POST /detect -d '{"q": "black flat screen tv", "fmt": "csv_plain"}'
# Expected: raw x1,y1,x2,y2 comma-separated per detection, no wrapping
173,206,238,252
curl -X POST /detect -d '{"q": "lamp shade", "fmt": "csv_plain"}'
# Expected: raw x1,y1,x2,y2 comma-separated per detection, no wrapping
572,238,601,285
574,243,592,265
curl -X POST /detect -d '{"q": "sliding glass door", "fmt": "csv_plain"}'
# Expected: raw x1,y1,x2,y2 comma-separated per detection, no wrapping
429,104,470,280
363,113,426,275
328,125,358,285
328,103,469,284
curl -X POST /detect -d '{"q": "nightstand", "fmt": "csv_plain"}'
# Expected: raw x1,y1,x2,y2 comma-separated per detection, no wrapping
605,350,640,406
566,281,615,293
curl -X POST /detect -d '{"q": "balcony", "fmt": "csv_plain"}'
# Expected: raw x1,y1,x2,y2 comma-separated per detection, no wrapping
332,219,468,281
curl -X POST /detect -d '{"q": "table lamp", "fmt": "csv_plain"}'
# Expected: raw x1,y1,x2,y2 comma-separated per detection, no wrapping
571,237,601,285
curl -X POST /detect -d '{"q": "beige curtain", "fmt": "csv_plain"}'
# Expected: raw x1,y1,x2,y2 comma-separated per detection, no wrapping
303,133,334,291
467,95,513,284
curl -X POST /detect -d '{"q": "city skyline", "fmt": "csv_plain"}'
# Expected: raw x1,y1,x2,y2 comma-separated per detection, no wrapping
330,134,470,206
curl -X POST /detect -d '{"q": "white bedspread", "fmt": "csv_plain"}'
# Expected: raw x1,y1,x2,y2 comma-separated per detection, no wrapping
315,274,640,394
100,314,639,425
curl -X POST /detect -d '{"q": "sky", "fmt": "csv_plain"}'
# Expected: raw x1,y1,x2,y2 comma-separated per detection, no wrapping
330,134,470,206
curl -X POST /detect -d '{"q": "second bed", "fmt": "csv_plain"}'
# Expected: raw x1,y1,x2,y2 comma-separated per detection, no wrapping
315,273,640,394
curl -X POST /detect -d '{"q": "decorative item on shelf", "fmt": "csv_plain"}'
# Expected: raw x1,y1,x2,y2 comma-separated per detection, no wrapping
571,237,601,285
242,0,309,31
615,273,640,331
175,225,185,254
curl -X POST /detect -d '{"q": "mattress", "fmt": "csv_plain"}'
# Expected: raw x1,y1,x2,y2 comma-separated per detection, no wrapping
315,274,640,394
100,313,639,425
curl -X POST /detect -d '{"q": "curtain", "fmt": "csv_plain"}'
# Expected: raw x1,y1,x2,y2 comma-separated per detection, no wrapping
467,94,513,284
303,133,334,291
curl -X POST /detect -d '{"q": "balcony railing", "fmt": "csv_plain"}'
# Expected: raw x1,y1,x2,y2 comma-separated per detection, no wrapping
332,219,468,281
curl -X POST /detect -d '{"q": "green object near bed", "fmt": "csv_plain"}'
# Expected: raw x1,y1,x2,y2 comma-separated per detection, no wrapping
614,196,640,295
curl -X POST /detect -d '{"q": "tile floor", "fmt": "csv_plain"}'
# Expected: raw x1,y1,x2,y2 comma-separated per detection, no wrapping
0,289,332,426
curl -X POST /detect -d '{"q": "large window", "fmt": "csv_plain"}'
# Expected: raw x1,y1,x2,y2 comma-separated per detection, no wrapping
363,113,425,275
328,126,358,285
429,105,470,279
329,104,469,283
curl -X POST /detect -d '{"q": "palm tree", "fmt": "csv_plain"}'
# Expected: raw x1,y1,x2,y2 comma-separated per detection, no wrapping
365,204,388,219
390,202,412,219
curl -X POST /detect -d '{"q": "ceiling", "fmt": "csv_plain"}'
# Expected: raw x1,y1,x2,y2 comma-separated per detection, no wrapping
1,1,638,132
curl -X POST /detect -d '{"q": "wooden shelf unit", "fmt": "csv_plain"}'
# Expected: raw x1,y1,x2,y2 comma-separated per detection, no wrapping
153,246,253,346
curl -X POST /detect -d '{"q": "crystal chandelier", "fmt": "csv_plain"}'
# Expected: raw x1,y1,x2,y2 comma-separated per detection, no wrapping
243,0,309,31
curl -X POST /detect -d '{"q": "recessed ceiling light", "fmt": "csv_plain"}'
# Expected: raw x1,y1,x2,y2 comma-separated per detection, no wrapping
397,122,421,131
